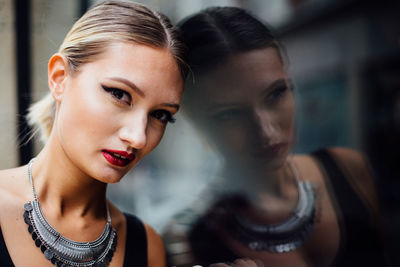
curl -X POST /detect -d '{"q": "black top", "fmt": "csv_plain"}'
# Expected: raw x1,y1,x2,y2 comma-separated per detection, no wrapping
312,149,387,266
0,213,147,267
171,149,388,266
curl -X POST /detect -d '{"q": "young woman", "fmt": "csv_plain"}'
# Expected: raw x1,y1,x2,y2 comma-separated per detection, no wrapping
164,7,388,267
0,1,187,266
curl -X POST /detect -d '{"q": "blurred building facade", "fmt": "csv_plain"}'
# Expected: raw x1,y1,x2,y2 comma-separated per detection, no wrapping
0,0,17,168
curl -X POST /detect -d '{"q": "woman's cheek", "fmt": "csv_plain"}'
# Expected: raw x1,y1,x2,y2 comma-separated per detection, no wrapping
143,123,166,155
58,86,111,147
213,124,248,155
274,91,294,142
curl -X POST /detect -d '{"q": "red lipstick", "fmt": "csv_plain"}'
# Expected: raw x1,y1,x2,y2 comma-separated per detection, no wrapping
252,143,285,158
102,149,135,167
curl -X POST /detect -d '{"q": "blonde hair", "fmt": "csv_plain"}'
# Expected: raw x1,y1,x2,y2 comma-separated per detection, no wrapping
27,0,188,143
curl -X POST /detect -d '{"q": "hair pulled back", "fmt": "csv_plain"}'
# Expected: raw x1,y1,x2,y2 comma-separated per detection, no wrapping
179,6,284,76
28,0,188,143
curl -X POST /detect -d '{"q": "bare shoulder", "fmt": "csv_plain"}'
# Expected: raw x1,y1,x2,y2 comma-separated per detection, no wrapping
293,147,374,185
327,147,368,166
144,223,166,267
299,147,380,216
0,166,31,223
325,147,376,190
0,166,29,201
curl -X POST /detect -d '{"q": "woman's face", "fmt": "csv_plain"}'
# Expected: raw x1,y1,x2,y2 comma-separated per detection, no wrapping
188,47,294,171
54,42,183,183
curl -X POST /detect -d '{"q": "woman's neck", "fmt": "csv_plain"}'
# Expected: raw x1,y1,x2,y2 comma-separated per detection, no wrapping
219,158,299,212
28,138,107,219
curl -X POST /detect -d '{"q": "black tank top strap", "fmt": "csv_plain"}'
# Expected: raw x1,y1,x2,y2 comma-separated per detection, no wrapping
123,212,148,267
0,228,14,266
312,149,386,266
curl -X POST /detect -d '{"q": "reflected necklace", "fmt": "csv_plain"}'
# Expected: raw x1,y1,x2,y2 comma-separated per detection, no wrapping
23,159,117,266
231,161,316,253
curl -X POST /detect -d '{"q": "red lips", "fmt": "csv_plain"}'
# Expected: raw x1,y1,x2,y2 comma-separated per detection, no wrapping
252,143,285,158
102,149,135,167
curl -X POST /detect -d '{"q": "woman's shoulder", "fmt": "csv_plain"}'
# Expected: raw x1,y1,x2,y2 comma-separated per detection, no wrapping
0,166,30,201
295,147,380,216
320,147,369,167
144,223,166,267
293,147,366,164
0,166,31,223
311,147,377,197
293,146,373,179
0,166,30,196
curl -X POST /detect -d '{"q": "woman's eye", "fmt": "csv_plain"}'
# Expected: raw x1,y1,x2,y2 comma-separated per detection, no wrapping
102,85,131,104
267,85,288,103
151,110,176,124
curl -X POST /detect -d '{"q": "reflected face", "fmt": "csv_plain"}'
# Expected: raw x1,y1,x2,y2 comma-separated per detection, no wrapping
55,42,183,183
188,48,294,171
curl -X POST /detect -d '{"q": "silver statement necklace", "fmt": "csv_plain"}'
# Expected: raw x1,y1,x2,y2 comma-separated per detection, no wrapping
231,161,316,253
23,159,117,267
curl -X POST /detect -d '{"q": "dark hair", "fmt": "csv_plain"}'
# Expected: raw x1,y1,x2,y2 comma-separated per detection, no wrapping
178,6,283,75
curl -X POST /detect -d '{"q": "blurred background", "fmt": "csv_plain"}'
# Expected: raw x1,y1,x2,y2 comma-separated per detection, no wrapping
1,0,399,264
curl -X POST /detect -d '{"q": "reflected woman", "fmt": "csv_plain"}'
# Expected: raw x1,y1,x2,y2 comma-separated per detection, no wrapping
0,1,187,266
164,6,387,267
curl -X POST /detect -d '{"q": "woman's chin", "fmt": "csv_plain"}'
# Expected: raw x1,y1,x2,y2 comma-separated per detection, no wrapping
95,175,125,184
93,166,130,184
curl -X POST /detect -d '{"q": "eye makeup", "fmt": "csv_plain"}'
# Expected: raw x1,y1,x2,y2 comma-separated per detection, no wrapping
102,84,177,124
266,84,288,103
102,85,132,105
150,109,176,124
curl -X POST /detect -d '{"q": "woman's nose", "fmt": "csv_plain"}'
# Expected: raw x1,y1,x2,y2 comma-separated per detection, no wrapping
119,114,147,150
252,110,278,142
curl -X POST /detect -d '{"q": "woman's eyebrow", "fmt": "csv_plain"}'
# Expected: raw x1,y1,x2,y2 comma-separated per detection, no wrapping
206,103,242,114
108,77,145,97
161,103,180,111
260,78,288,97
108,76,180,110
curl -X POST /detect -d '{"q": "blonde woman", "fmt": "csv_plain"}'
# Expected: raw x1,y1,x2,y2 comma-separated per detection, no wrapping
0,1,187,266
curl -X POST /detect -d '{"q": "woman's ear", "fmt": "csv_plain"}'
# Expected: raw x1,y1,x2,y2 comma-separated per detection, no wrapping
48,53,69,102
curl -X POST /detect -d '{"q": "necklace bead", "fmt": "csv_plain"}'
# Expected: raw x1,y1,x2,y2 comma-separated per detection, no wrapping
230,161,316,253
